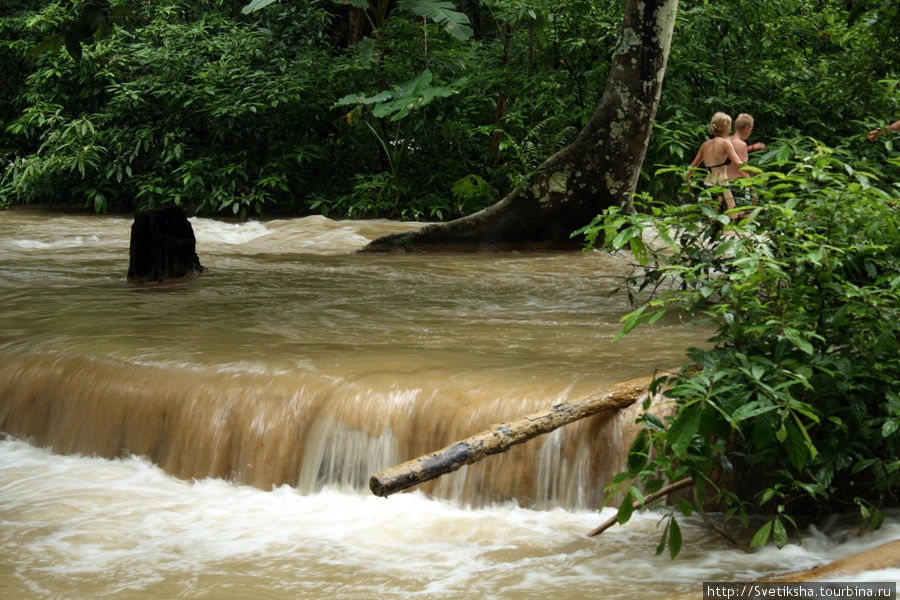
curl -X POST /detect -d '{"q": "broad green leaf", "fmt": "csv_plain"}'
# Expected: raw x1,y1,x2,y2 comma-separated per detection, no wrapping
617,491,634,524
750,520,773,548
789,411,819,459
655,518,670,555
797,482,822,498
647,307,668,326
336,70,460,121
677,498,695,517
627,429,649,474
731,401,777,424
93,193,106,213
644,478,664,495
772,518,788,547
667,405,701,457
611,472,630,485
629,484,646,507
612,225,639,249
638,413,666,431
398,0,473,41
614,305,647,341
783,422,809,471
334,90,393,108
242,0,281,14
669,517,682,558
852,458,878,474
776,424,788,443
783,328,814,355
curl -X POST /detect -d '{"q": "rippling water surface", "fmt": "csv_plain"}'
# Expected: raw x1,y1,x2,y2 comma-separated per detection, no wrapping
1,208,896,599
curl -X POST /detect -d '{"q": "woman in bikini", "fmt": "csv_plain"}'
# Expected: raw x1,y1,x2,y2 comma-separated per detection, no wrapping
686,112,745,217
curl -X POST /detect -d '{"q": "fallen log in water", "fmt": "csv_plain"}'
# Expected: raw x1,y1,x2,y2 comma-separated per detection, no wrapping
369,374,656,497
664,540,900,600
769,538,900,581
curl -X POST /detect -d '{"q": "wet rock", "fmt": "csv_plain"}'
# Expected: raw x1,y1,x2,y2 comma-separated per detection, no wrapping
127,206,206,283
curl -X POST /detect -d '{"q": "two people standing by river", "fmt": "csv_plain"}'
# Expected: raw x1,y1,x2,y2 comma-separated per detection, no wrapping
686,112,766,217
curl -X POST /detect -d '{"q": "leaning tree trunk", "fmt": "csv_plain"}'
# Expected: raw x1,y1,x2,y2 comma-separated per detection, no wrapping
362,0,679,252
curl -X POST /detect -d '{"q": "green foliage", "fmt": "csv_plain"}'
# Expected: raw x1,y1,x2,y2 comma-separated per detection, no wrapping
333,68,469,216
645,0,900,199
491,113,578,189
450,173,494,215
29,0,137,61
335,68,464,122
2,0,897,219
244,0,473,41
242,0,281,14
397,0,473,41
2,0,335,215
580,141,900,556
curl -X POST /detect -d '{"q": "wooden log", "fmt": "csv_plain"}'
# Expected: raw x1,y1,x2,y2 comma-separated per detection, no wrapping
769,539,900,581
369,375,656,497
664,540,900,600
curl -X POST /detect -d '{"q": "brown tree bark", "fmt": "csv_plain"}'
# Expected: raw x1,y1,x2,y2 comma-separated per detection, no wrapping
361,0,679,252
369,375,654,497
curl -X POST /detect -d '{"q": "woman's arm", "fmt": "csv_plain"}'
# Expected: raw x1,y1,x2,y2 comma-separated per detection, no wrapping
686,145,706,183
722,139,745,166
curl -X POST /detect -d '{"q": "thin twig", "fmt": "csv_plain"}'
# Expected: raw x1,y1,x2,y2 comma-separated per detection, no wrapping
587,477,694,537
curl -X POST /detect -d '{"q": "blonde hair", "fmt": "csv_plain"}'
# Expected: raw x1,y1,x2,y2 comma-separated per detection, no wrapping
709,112,732,136
734,113,754,131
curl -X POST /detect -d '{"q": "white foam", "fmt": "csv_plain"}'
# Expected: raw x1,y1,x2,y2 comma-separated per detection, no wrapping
1,439,897,600
6,234,102,250
189,218,272,245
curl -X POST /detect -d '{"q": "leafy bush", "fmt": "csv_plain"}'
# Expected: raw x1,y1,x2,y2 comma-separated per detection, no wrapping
646,0,899,198
580,140,900,556
2,0,897,218
1,0,338,215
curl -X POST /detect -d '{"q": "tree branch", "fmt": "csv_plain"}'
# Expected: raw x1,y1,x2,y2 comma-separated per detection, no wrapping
587,477,694,537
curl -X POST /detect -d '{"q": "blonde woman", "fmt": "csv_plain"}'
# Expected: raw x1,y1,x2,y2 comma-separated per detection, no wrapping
686,112,745,214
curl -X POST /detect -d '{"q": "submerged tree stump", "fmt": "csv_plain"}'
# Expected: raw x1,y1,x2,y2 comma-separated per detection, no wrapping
127,206,206,283
369,375,656,497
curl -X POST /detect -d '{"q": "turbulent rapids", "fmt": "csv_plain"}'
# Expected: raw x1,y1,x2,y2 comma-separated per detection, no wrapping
0,209,693,508
1,209,896,599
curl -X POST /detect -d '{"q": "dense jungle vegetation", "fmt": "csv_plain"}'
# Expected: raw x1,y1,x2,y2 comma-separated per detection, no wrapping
2,0,898,556
585,151,900,556
1,0,897,218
